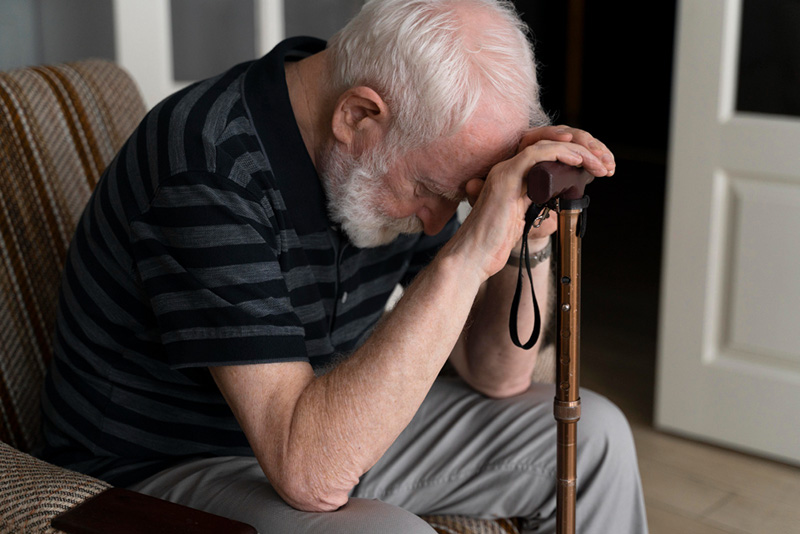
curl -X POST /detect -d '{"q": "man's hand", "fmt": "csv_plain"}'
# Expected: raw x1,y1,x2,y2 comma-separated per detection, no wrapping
517,125,614,243
461,125,614,254
519,124,616,177
453,125,613,280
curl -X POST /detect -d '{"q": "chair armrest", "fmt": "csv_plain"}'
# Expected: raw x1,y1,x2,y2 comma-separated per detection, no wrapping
421,514,521,534
0,442,254,533
0,441,110,533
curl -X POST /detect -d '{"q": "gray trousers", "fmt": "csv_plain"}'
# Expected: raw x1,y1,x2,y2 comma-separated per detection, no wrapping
129,378,648,533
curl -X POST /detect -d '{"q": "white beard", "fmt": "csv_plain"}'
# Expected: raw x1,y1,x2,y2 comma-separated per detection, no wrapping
318,143,423,248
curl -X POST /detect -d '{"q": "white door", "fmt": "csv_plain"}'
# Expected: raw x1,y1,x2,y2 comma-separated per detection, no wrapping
656,0,800,465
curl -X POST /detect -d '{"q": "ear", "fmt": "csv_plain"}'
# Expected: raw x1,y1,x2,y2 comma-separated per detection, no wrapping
331,86,390,155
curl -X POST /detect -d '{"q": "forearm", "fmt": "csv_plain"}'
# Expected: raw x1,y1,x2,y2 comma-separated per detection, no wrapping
451,237,553,397
277,252,483,510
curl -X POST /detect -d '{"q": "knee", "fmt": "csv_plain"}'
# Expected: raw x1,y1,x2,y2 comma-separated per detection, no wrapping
236,494,436,534
579,391,638,472
335,499,437,534
574,393,648,531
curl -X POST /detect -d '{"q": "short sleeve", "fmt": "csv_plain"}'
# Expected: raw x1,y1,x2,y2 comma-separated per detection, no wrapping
399,214,459,287
130,171,308,368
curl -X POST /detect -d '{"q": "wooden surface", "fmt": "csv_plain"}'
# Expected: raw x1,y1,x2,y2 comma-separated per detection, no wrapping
52,488,257,534
633,425,800,534
582,288,800,534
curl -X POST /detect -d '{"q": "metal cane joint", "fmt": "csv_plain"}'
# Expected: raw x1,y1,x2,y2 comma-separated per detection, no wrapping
554,399,582,422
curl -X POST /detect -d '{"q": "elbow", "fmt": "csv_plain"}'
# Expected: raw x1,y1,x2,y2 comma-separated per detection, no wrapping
272,464,356,513
282,489,348,513
276,478,350,513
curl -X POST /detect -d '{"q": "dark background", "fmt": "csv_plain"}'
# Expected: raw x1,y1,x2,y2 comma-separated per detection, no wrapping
513,0,678,423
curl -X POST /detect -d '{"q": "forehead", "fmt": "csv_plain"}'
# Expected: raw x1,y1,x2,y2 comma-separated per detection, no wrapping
413,114,525,190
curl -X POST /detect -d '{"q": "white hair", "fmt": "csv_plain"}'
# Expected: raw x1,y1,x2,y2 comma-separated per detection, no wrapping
327,0,548,153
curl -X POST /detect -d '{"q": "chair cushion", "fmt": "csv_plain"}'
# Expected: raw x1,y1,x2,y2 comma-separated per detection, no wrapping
421,514,521,534
0,441,110,534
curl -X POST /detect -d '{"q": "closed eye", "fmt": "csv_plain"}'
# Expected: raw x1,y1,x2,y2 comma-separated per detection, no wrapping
417,177,466,203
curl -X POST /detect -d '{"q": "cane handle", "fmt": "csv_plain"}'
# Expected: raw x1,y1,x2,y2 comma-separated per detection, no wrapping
526,161,594,204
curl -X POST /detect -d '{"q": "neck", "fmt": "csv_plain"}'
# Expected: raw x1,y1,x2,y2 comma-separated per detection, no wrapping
285,51,331,167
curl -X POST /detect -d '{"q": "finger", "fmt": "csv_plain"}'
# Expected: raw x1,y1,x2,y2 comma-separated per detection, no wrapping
546,126,615,165
567,130,616,172
592,142,616,176
518,125,573,151
515,140,609,177
565,139,614,176
552,125,577,138
567,145,610,177
564,127,595,148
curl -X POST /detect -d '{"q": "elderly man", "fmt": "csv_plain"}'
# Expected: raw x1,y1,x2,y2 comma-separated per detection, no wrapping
41,0,647,532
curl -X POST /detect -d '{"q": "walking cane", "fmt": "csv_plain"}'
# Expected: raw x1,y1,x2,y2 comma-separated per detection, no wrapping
510,161,593,534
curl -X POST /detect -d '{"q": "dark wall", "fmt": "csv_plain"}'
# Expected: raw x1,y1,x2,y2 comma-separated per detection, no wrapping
513,1,678,417
514,0,677,155
513,2,570,123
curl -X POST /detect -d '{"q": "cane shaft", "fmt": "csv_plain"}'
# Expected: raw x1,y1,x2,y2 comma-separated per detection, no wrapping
557,424,578,533
555,209,582,534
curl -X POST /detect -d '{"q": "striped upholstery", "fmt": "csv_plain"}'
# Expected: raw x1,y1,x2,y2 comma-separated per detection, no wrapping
422,515,522,534
0,59,521,534
0,60,145,534
0,59,146,453
0,441,110,534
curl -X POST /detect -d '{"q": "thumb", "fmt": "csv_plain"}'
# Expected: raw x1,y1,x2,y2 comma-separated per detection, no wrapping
465,178,484,207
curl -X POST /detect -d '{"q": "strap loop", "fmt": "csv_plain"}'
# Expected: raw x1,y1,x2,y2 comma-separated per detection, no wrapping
509,203,546,349
509,196,589,349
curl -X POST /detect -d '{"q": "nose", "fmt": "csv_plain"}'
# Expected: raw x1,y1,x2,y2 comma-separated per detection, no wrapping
419,198,460,236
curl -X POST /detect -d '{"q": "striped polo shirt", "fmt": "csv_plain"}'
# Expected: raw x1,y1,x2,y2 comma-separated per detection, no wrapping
40,37,457,486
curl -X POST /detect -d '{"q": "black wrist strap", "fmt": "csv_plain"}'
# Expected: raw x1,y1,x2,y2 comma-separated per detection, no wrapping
509,196,590,350
509,203,545,350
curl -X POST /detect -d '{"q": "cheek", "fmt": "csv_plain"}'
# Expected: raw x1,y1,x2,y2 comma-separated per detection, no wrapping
377,176,421,218
381,196,423,220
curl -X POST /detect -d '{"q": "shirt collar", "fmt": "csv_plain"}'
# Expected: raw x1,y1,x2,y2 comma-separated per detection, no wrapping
242,36,329,236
